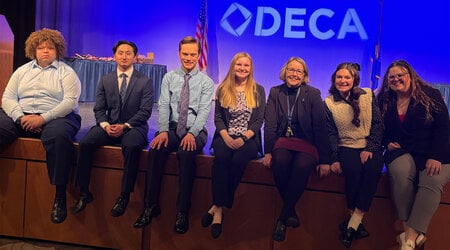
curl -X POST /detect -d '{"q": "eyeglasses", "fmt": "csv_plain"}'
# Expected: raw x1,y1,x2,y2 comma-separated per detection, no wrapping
388,73,408,81
286,68,305,75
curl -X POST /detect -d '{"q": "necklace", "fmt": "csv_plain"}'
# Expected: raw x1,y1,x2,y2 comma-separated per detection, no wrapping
397,97,410,115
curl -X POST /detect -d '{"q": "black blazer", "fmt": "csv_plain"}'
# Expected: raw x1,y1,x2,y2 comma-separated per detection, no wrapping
264,83,332,165
94,69,153,138
378,85,450,168
212,83,266,156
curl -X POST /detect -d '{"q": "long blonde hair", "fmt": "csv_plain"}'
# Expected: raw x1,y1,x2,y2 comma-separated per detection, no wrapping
217,52,258,109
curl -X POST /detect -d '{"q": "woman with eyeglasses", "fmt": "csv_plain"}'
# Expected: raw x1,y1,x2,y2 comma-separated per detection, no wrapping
377,60,450,250
263,57,332,241
324,62,384,248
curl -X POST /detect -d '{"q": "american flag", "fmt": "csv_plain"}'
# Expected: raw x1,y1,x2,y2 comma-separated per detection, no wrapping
195,0,208,71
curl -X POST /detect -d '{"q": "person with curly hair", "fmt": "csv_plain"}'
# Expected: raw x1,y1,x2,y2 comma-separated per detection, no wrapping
0,28,81,224
324,62,384,248
377,60,450,250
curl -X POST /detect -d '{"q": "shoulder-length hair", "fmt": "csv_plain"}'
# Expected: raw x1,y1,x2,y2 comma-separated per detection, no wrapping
279,57,310,84
216,52,258,109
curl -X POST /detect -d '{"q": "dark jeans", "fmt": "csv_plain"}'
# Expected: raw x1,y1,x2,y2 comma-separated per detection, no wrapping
144,129,207,213
0,108,81,186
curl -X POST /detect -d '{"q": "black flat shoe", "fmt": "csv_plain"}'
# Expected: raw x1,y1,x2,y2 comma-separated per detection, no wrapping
285,213,300,228
133,204,161,228
273,220,287,242
71,192,94,214
51,198,67,224
339,219,370,239
110,196,129,217
340,227,356,248
201,212,213,227
174,212,189,234
211,213,223,239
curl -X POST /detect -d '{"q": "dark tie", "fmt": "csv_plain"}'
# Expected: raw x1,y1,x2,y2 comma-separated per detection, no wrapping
119,73,127,102
177,74,191,137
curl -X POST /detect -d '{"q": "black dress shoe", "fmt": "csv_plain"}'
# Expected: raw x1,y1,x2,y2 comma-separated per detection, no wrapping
110,196,129,217
133,204,161,228
211,214,223,239
51,198,67,224
339,219,370,239
201,212,213,227
340,227,356,248
71,192,94,214
285,213,300,228
273,220,287,242
174,212,189,234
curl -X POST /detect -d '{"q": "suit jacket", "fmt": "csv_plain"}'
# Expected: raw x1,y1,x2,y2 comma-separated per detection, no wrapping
264,83,332,165
378,85,450,168
212,83,266,155
94,69,153,138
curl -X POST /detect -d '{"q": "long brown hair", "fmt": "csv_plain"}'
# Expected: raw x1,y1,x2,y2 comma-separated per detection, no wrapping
329,62,363,127
378,60,436,123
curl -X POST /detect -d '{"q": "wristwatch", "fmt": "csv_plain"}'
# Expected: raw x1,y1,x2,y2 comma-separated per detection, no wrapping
241,135,249,142
15,116,24,125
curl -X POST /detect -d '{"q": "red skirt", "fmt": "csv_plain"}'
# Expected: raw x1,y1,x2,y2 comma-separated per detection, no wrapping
273,137,319,162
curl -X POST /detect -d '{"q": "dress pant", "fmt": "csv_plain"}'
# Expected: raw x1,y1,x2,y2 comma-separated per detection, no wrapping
388,153,450,233
211,136,258,208
0,109,81,186
144,129,207,213
339,147,384,211
75,125,148,193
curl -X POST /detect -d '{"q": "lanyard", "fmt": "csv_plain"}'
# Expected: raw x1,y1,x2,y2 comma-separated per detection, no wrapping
286,86,301,137
286,86,301,125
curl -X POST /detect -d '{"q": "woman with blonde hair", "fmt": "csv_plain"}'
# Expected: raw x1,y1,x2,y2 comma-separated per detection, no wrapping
201,52,266,238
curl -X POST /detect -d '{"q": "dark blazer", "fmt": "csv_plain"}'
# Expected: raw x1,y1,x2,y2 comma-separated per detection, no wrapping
212,83,266,155
264,83,332,165
378,85,450,168
94,69,153,138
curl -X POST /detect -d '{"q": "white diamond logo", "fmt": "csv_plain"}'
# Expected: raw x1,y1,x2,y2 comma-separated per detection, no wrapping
220,3,252,37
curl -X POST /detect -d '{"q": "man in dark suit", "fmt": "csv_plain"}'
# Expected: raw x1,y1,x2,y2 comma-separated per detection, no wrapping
71,40,153,216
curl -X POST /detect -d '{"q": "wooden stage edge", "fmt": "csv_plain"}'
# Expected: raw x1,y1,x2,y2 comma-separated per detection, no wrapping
1,138,449,250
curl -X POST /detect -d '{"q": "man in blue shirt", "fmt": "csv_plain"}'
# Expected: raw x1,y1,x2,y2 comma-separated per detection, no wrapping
133,36,214,234
0,28,81,224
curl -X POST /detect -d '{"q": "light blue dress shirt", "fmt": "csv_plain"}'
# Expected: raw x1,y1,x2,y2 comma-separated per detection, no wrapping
158,67,214,137
2,59,81,122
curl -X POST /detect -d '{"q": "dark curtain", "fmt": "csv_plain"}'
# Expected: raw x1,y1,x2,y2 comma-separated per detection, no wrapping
0,0,36,70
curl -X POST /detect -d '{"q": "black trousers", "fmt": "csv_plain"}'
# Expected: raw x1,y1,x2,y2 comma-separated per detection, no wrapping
271,148,317,220
144,129,207,213
74,125,148,193
0,109,81,186
211,135,258,208
339,147,384,211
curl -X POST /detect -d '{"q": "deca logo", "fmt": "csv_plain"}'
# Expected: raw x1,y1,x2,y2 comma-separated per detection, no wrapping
220,2,368,40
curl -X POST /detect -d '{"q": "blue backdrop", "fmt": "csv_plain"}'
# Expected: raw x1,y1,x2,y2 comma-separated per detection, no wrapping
35,0,450,97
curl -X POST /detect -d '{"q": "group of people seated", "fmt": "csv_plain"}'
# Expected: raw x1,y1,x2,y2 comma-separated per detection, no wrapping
0,28,449,250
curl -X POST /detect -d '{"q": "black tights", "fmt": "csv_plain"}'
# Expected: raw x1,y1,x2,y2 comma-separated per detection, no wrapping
271,148,317,220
